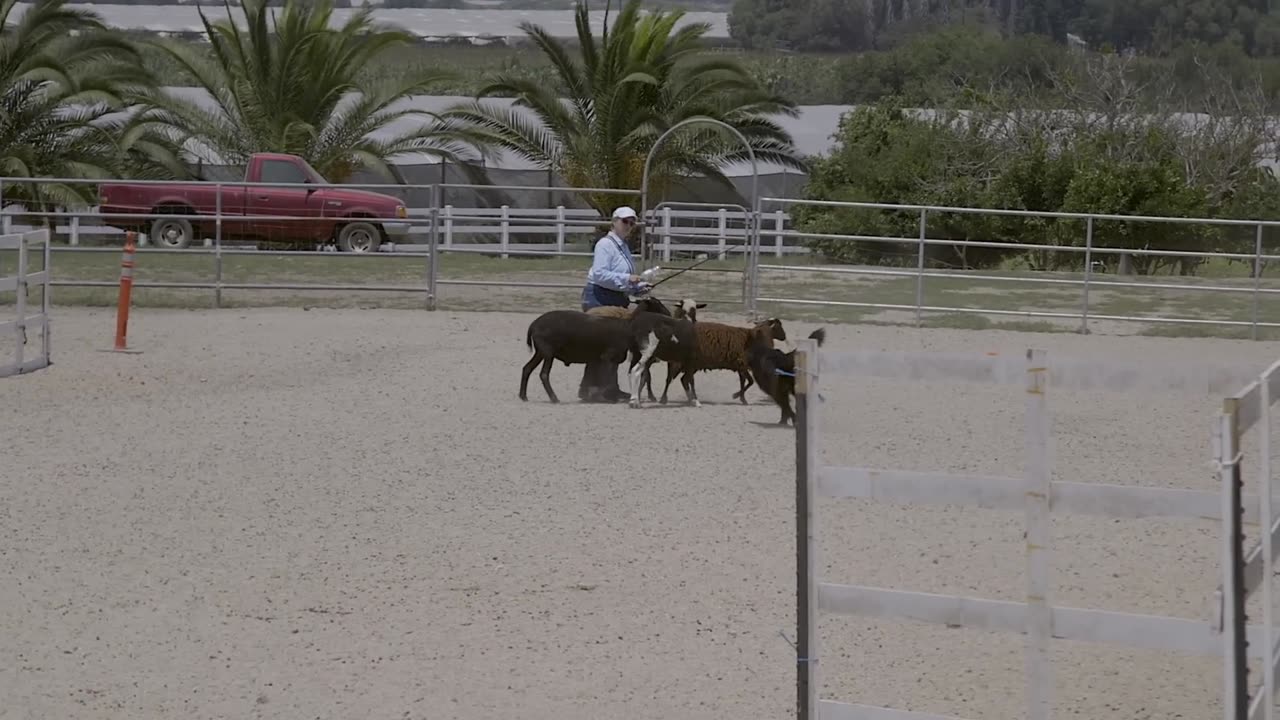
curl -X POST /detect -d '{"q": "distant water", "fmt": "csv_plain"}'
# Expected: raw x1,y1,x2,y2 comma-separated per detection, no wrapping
16,2,731,38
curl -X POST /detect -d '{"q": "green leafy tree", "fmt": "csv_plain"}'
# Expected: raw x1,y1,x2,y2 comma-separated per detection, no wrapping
796,101,1029,269
142,0,484,182
797,100,1246,273
439,0,806,213
0,0,184,217
801,47,1280,275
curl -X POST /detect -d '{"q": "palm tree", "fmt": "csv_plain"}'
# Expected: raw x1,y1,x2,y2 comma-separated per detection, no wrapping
0,0,180,217
143,0,486,183
438,0,806,214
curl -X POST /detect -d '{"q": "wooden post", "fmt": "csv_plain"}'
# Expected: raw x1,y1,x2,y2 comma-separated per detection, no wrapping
1023,349,1052,720
795,339,819,720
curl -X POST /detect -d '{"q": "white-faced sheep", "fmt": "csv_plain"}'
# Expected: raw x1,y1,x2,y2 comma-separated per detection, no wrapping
520,306,699,407
647,317,787,405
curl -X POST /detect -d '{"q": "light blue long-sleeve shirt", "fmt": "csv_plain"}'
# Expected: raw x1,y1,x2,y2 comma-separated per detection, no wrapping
586,231,639,292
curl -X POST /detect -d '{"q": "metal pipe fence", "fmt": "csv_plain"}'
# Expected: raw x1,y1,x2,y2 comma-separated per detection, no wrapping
757,197,1280,339
0,178,784,313
7,177,1280,336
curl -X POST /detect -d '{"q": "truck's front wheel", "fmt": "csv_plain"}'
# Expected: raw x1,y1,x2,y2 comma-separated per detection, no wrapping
336,222,381,253
151,216,193,249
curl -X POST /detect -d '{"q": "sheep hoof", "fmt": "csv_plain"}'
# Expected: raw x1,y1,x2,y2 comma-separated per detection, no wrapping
693,400,703,408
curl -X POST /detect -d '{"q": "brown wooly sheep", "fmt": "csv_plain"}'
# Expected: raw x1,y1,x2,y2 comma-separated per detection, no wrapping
651,317,786,405
585,306,633,320
585,298,704,322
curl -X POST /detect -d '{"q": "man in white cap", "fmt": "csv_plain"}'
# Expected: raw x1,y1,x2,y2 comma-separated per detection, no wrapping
578,205,652,401
580,205,650,311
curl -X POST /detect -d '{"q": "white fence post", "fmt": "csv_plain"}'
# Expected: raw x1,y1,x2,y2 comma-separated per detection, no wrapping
662,207,672,262
500,204,510,259
796,338,821,720
1,229,52,378
555,205,566,254
1216,359,1280,719
443,205,454,247
774,210,784,258
1024,348,1052,720
1260,373,1275,720
717,207,727,260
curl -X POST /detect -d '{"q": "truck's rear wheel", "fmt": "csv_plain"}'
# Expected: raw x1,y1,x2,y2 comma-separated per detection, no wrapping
151,216,193,249
336,221,381,253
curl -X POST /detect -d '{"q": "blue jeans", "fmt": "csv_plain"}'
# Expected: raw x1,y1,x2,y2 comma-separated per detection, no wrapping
580,283,629,311
578,283,628,400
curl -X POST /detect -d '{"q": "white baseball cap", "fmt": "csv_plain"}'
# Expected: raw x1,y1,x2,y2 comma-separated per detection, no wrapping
612,206,637,220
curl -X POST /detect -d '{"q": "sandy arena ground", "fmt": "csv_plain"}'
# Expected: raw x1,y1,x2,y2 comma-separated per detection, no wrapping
6,306,1280,720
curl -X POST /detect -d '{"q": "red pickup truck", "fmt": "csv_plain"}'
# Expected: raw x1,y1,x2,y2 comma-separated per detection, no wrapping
98,152,411,252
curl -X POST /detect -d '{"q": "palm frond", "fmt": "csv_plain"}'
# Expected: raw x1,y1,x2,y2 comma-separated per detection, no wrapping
439,0,802,212
138,0,479,182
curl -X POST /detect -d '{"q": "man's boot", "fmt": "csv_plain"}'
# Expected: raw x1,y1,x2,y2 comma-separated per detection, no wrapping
580,360,614,403
600,361,629,403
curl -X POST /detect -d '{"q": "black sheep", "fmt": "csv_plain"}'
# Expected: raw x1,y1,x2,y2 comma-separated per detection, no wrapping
519,309,685,405
746,328,827,425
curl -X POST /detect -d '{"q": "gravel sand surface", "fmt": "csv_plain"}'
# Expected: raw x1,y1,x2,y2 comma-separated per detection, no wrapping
5,306,1280,720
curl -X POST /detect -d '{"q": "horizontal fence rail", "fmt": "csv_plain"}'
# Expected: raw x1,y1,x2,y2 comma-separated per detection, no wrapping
794,345,1272,720
17,205,804,259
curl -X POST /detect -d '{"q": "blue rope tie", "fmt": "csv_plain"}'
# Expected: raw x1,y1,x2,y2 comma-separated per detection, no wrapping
775,368,797,377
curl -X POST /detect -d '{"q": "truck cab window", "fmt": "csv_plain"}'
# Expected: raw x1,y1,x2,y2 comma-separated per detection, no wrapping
259,160,308,186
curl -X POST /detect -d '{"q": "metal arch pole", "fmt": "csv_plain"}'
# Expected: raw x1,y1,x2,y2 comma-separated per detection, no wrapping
650,200,752,301
640,117,760,319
